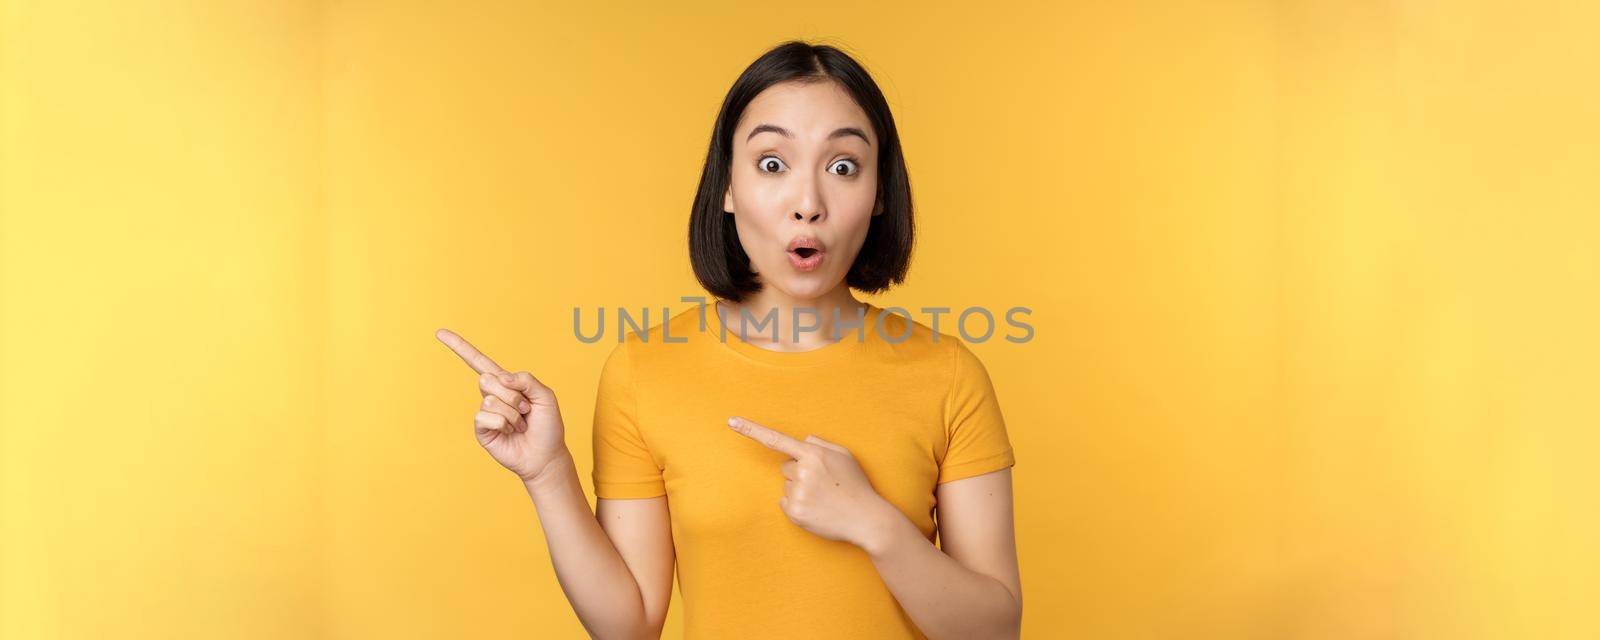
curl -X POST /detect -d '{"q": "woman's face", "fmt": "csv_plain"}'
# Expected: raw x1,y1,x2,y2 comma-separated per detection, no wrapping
724,79,881,301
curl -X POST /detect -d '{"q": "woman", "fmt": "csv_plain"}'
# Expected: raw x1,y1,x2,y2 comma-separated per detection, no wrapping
437,40,1020,639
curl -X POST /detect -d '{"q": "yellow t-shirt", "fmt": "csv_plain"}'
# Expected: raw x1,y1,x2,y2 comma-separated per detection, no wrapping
590,301,1016,639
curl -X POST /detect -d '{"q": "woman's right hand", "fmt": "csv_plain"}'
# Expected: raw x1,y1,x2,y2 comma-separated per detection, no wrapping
436,328,569,484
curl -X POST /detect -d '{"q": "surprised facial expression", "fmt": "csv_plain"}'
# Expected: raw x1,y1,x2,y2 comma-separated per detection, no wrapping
724,79,881,300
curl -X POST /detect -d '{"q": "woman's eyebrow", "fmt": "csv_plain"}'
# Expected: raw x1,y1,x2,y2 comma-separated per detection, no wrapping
746,123,872,146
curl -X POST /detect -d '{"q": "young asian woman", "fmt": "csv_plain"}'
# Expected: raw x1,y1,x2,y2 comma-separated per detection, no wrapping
438,40,1021,640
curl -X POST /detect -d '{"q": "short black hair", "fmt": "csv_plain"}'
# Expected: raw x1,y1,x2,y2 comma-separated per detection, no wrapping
688,40,914,303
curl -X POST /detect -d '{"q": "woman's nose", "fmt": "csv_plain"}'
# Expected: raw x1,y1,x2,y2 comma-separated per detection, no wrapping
788,170,826,223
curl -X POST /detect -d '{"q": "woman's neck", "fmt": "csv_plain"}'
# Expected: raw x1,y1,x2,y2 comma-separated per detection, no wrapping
717,284,868,352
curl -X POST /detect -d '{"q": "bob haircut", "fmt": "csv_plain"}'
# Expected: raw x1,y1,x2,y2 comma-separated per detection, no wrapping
688,40,914,303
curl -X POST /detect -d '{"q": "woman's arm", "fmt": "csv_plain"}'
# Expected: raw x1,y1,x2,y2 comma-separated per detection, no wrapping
725,416,1020,639
435,329,673,639
861,468,1022,640
523,450,675,640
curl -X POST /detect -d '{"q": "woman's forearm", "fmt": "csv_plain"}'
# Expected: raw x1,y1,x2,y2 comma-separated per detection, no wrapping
860,508,1022,640
522,450,657,639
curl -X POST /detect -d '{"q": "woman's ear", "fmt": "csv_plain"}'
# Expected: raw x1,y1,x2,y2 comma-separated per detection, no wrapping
872,194,884,216
723,186,734,214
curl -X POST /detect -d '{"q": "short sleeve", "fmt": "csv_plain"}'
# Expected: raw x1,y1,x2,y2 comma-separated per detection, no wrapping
591,341,666,499
938,341,1016,484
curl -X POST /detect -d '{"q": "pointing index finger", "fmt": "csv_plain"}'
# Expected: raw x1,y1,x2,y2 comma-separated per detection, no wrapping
728,416,809,459
435,328,508,376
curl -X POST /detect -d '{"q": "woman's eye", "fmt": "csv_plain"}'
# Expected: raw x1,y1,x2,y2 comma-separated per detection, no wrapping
829,159,859,176
758,156,787,173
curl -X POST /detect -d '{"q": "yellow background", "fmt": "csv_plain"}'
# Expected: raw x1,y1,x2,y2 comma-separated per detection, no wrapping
3,1,1596,637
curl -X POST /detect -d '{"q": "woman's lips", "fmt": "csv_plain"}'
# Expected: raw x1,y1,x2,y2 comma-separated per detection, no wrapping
787,246,824,271
786,236,826,272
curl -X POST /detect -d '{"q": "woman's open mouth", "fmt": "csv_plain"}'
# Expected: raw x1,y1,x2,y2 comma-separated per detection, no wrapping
786,236,826,272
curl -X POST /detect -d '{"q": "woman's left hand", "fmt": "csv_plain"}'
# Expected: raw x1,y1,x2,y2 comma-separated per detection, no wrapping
728,416,896,550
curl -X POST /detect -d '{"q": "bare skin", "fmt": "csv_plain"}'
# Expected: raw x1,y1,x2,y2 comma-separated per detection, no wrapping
436,77,1020,639
720,79,879,348
436,328,672,640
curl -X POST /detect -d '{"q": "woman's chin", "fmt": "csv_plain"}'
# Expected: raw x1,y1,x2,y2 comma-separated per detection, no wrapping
768,273,839,301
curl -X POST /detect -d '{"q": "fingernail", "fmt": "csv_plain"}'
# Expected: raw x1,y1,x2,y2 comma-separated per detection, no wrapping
519,401,531,413
727,417,739,428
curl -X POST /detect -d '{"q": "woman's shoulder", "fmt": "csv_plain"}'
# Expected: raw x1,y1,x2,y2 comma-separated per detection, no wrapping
604,304,707,361
864,304,973,367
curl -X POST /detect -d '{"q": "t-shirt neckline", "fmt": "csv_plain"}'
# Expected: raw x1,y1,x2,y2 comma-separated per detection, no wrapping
712,300,881,367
